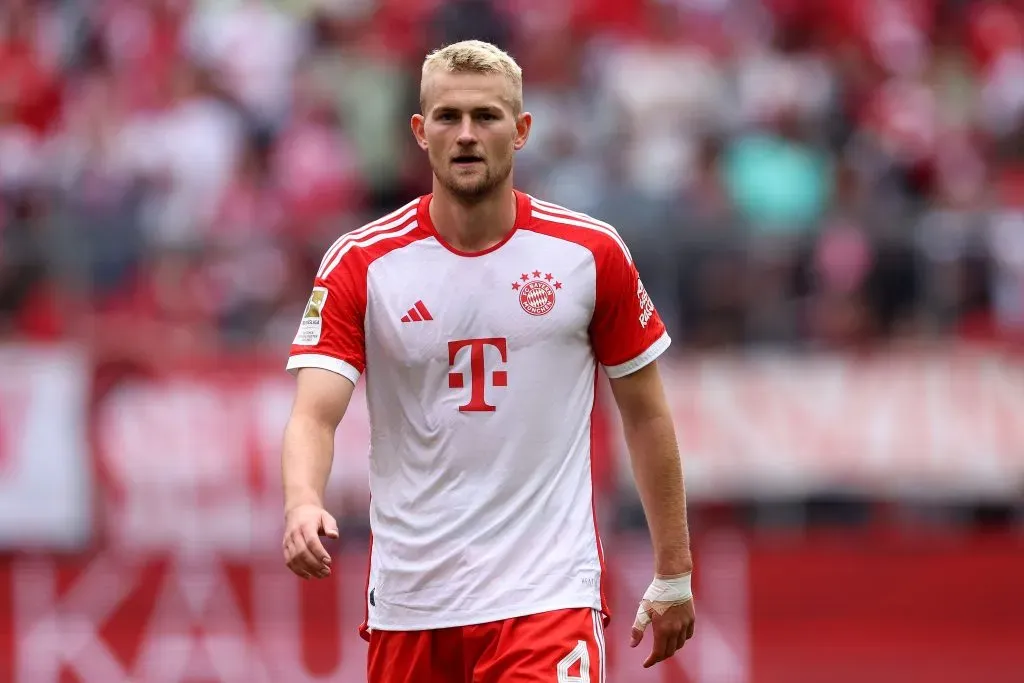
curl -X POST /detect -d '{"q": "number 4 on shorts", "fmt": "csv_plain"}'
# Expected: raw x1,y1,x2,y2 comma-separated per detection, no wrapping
557,640,590,682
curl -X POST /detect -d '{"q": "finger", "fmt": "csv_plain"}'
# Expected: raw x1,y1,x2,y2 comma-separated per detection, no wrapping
298,549,329,578
286,553,312,579
287,550,317,579
630,604,652,647
643,618,674,668
642,638,665,667
283,538,299,567
283,540,311,579
321,512,340,540
630,626,644,648
675,629,688,652
302,526,331,566
291,532,328,576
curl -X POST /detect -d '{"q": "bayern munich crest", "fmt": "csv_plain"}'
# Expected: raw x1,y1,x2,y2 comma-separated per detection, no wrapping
512,270,562,316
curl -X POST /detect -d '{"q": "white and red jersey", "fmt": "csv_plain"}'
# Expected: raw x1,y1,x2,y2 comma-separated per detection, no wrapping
287,190,670,635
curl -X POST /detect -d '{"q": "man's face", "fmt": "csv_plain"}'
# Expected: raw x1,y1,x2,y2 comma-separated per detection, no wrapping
413,71,531,202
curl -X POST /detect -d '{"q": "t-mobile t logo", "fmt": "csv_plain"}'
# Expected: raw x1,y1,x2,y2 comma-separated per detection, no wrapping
447,337,508,412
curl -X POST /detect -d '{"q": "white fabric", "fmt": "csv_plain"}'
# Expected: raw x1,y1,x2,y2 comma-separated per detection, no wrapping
287,200,672,631
362,232,610,630
285,354,359,385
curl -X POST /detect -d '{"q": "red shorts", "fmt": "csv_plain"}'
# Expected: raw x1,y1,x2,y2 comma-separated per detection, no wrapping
367,607,606,683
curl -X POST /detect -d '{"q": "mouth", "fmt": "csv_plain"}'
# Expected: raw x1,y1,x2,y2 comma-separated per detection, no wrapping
451,155,484,166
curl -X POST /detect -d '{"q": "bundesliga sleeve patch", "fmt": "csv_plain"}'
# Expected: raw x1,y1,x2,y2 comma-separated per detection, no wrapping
637,278,655,328
293,287,328,346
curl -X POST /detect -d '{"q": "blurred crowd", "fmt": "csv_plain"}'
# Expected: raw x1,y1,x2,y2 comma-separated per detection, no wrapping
2,0,1024,359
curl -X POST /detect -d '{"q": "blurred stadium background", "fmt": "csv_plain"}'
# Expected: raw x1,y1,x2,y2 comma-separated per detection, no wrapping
1,0,1024,681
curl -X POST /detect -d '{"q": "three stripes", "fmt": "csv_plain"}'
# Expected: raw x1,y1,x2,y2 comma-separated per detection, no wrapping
400,300,433,323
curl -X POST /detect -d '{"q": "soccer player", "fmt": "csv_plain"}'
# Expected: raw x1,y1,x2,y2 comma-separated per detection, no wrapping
281,40,695,682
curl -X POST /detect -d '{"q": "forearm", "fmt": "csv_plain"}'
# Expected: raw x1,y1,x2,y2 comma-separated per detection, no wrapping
282,413,336,513
624,413,692,576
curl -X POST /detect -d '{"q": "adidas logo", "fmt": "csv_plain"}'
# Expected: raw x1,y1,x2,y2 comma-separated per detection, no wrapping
401,300,433,323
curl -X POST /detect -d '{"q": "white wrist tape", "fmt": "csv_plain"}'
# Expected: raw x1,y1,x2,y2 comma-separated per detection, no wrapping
634,573,693,628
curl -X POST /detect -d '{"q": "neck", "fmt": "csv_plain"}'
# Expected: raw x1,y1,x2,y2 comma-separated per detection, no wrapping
429,181,517,253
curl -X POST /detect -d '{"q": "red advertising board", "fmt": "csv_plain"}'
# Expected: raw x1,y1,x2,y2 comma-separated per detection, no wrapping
745,531,1024,683
1,346,1023,682
2,532,1022,683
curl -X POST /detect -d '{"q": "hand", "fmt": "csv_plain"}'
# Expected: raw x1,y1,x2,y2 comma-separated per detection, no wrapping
630,595,696,668
283,504,339,579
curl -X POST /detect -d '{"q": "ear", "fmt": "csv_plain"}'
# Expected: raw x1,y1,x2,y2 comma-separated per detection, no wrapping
513,111,532,151
411,114,428,151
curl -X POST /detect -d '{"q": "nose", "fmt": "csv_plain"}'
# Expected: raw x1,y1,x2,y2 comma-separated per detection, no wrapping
456,115,478,145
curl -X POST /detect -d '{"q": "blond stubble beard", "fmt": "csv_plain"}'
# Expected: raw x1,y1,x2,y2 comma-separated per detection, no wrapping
432,154,514,204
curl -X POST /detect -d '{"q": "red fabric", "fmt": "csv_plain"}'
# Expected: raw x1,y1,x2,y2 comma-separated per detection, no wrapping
589,247,666,370
12,283,64,340
575,0,646,35
967,1,1024,70
367,607,604,683
0,41,60,133
288,205,430,374
523,202,668,370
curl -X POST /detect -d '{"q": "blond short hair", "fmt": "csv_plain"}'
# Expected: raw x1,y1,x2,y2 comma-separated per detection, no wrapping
420,40,524,114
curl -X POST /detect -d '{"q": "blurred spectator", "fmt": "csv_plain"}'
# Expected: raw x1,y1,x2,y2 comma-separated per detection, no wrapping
305,12,410,205
0,191,62,340
273,64,366,237
129,62,245,248
0,0,1022,354
720,112,835,232
429,0,512,50
186,0,305,128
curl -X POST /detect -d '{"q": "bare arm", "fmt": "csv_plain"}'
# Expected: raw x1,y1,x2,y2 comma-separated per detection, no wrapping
609,360,692,576
283,367,355,510
610,360,695,667
281,367,356,578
